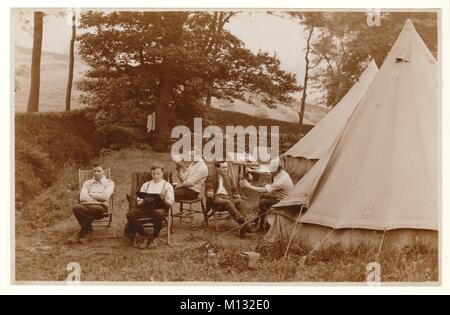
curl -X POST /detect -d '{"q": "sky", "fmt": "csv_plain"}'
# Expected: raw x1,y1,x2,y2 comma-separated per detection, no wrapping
12,9,321,101
13,10,307,77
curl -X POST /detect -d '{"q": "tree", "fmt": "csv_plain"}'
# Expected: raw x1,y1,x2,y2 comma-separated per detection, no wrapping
77,11,300,151
196,12,240,108
291,11,438,108
65,11,77,111
26,11,44,113
288,12,325,127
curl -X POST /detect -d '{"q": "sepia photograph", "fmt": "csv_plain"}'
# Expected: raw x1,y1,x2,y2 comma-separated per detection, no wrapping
10,5,442,286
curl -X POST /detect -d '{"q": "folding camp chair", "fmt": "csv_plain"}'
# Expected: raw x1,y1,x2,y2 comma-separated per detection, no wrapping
127,171,173,245
173,197,207,226
78,168,115,237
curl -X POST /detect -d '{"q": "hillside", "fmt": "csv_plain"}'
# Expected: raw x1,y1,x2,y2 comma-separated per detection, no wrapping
211,97,329,125
209,107,313,135
13,46,88,112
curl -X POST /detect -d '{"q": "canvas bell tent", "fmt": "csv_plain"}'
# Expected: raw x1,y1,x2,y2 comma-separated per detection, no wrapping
269,19,439,249
283,59,379,184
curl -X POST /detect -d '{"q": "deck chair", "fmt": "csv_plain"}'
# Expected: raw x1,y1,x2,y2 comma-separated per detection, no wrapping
205,163,239,232
174,197,207,226
127,171,173,245
78,168,115,237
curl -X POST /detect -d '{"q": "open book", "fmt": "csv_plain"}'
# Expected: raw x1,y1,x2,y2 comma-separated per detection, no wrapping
136,192,162,202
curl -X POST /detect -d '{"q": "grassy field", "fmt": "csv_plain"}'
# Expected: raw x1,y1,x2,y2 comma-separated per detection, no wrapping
15,148,438,283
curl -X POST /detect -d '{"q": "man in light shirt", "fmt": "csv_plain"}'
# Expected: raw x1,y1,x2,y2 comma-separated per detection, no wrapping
240,158,294,232
67,164,115,244
174,151,208,201
206,161,251,238
125,164,174,248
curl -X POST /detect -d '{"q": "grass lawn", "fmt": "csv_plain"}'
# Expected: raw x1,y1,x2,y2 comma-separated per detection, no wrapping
14,148,438,283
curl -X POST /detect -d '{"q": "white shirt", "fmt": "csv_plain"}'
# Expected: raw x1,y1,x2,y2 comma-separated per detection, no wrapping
80,176,115,207
216,175,229,196
265,170,294,199
137,179,174,206
180,159,208,193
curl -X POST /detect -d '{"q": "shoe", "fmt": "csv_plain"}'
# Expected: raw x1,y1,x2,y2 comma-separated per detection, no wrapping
65,231,81,245
124,223,135,242
80,230,94,244
238,219,250,238
139,235,155,249
247,221,259,233
257,220,271,233
133,235,146,248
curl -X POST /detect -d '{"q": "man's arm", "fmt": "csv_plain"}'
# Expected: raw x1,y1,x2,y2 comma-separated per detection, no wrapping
229,175,243,197
205,173,215,197
241,180,268,193
162,184,175,207
90,180,115,202
177,170,188,184
80,181,97,203
181,166,208,189
136,182,147,207
175,161,188,183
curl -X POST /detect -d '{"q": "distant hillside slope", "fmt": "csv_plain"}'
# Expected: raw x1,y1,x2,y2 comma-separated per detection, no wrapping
209,107,313,135
211,97,329,125
13,45,329,124
13,46,88,112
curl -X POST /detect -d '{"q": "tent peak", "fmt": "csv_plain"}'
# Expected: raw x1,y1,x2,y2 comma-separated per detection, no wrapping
403,18,416,30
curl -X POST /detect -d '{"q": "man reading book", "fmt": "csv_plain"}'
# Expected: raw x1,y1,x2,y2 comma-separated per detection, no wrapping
125,164,174,248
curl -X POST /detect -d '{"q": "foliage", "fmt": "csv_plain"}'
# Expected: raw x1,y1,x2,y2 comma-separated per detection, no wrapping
15,111,100,208
77,11,300,150
15,139,55,209
290,11,437,107
15,110,99,164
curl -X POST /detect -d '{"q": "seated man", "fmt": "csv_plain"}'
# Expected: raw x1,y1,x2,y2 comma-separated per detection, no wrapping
67,164,115,244
240,158,294,232
125,164,174,248
174,151,208,201
206,161,251,238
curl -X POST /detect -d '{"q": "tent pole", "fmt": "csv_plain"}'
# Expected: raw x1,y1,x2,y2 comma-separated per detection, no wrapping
300,228,336,263
375,229,388,262
283,205,306,258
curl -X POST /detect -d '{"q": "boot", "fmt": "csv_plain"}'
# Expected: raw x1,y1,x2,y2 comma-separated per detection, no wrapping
65,231,81,245
236,218,250,238
138,235,154,249
80,230,94,244
124,223,136,242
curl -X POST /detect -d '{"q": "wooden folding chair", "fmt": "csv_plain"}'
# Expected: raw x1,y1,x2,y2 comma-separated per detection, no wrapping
128,171,173,245
78,168,115,237
173,198,206,225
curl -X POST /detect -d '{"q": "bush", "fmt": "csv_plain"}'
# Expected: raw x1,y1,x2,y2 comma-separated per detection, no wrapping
96,124,146,150
209,108,311,135
15,110,100,209
15,139,56,209
16,164,80,229
15,110,99,165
